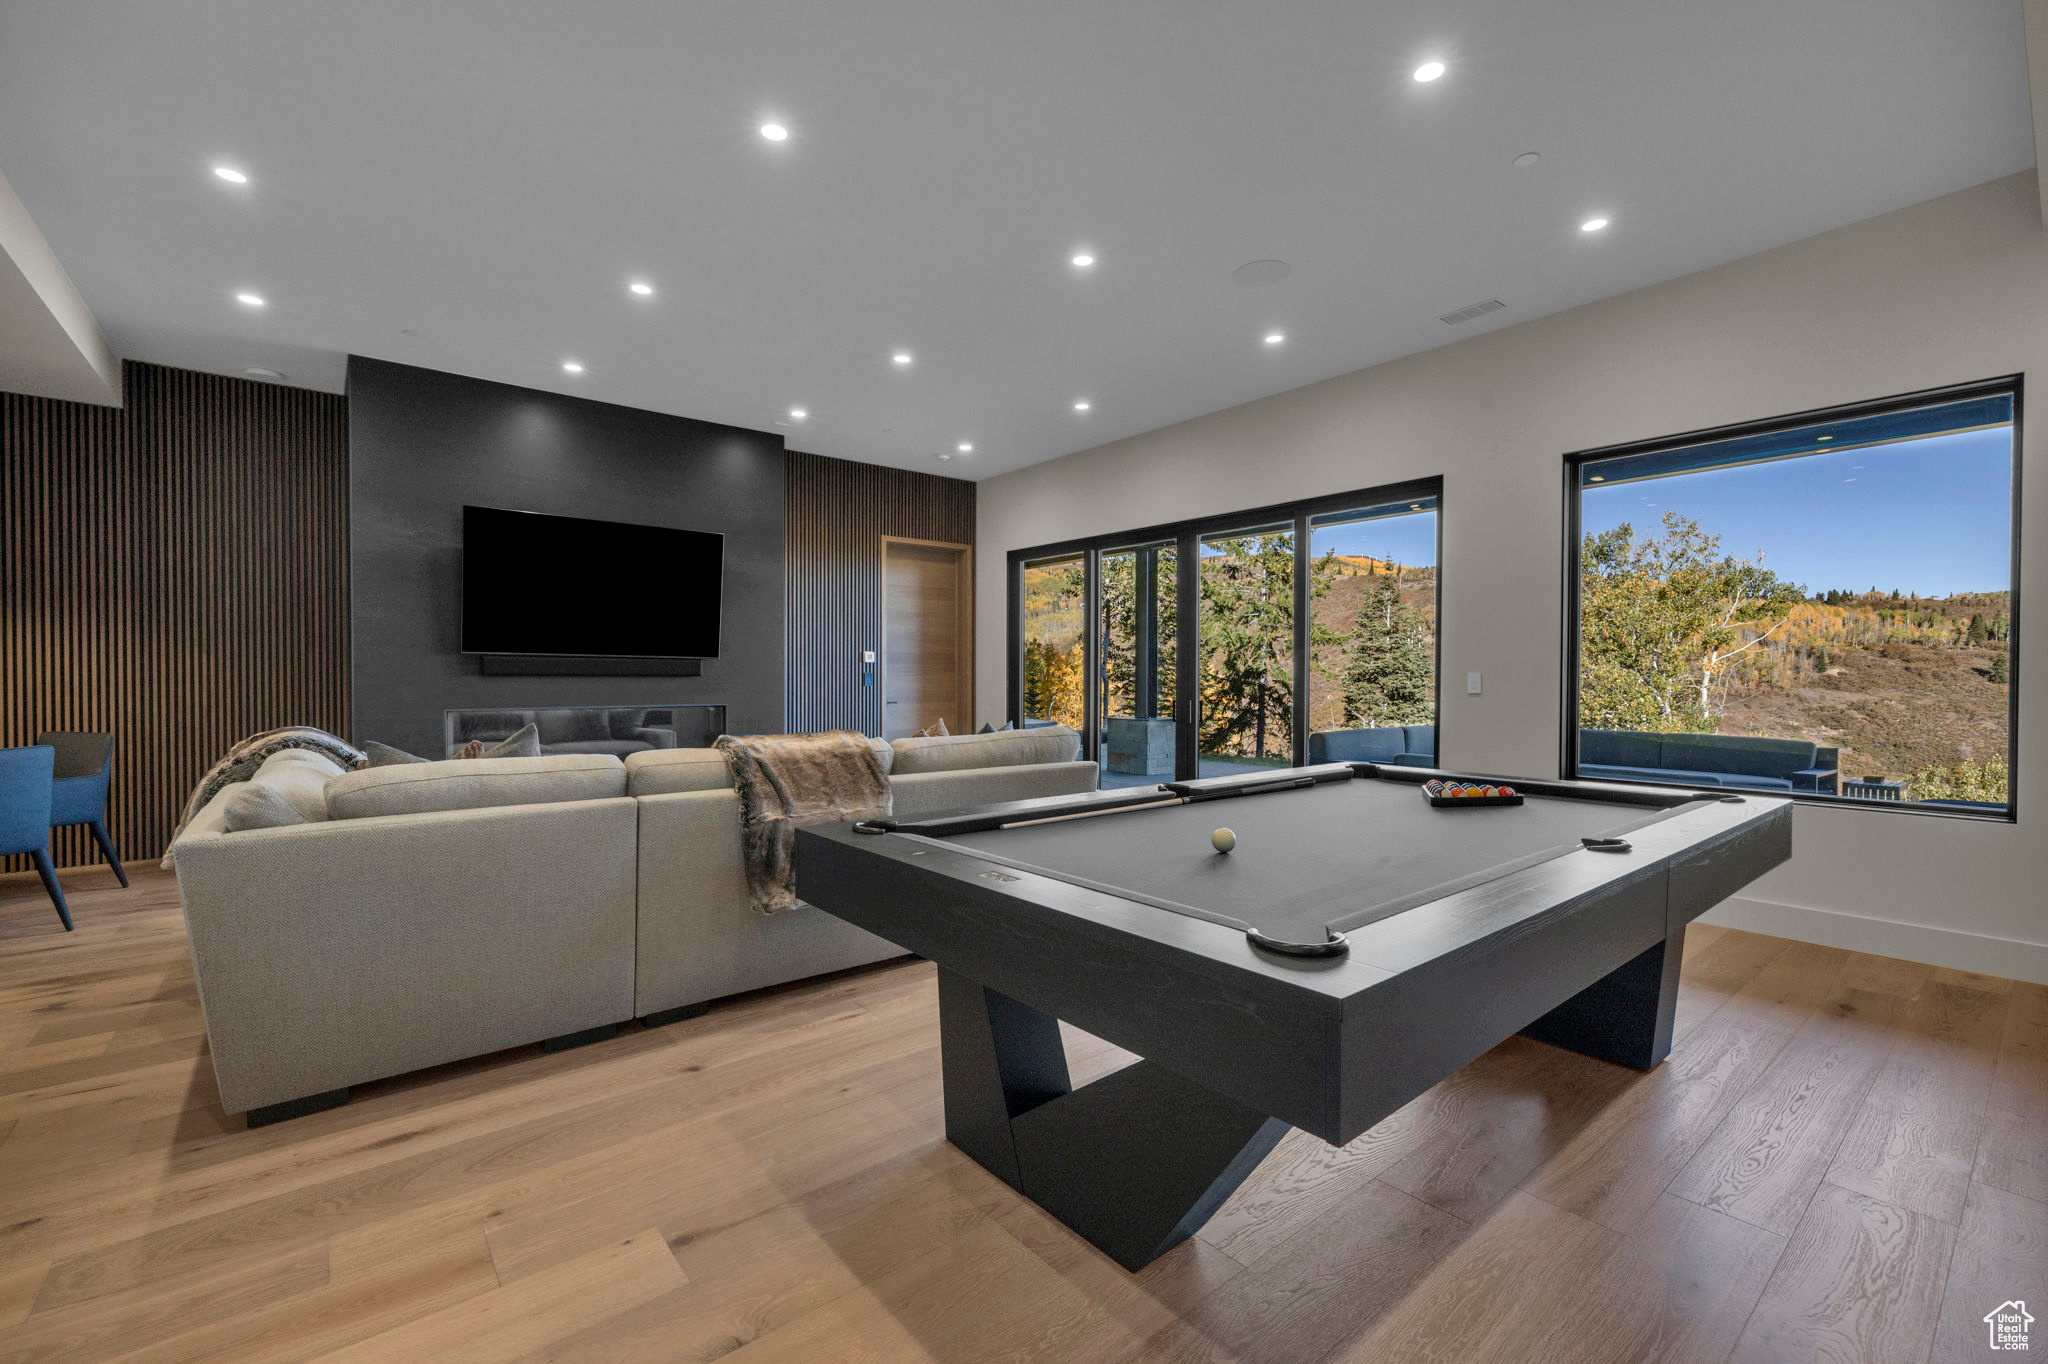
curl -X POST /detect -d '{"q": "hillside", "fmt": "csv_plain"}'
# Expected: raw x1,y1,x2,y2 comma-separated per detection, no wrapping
1711,590,2010,793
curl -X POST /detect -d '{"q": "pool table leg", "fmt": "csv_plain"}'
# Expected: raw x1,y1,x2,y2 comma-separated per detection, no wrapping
937,968,1290,1271
1518,927,1685,1070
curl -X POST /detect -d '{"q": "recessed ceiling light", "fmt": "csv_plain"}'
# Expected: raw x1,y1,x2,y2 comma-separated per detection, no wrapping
1070,253,1096,268
1409,503,1422,510
1588,475,1605,482
1816,435,1833,441
1512,152,1541,168
1580,217,1610,233
212,166,248,184
628,281,654,296
1072,400,1091,412
234,292,265,307
936,452,953,462
789,407,808,420
956,441,974,453
1413,61,1446,82
562,360,584,374
892,352,913,365
1264,332,1286,345
242,366,286,381
759,123,790,142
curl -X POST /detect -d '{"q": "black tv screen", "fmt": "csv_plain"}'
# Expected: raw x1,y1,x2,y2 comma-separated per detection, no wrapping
461,505,723,657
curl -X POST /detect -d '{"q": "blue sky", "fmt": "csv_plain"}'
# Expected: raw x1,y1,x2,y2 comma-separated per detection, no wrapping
1582,428,2013,598
1307,510,1439,567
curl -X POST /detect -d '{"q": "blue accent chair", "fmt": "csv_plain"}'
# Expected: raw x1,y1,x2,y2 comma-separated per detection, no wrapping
0,745,73,930
39,732,126,887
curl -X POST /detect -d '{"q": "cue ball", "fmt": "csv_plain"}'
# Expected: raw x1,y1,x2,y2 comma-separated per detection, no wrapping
1211,828,1237,854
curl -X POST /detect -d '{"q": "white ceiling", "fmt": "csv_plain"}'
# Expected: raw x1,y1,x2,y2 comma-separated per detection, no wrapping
0,0,2032,478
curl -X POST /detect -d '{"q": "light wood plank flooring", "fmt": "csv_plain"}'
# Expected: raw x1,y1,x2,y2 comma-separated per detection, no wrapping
1,867,2040,1362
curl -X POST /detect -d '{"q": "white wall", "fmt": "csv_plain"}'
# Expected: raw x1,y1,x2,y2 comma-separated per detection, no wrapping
977,171,2048,983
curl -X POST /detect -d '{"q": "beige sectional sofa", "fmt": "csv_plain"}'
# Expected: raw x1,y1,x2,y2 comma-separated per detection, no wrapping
168,729,1092,1124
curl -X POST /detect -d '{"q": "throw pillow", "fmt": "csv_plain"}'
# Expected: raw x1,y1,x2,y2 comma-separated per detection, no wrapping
485,723,543,758
365,723,543,765
221,783,309,832
975,721,1016,734
915,718,950,738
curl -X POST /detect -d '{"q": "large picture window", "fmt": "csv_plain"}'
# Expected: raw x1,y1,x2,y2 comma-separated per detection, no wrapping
1566,380,2019,818
1013,482,1440,789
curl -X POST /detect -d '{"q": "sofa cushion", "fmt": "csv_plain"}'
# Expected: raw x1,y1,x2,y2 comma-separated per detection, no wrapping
890,726,1081,775
1307,728,1405,764
167,750,337,857
1401,725,1439,760
626,748,736,795
1580,763,1726,787
325,754,626,820
626,739,894,796
1579,729,1664,769
253,748,340,819
1656,732,1815,779
221,782,310,832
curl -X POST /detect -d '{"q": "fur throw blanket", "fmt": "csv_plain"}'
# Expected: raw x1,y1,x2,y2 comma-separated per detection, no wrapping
161,726,367,867
716,730,891,914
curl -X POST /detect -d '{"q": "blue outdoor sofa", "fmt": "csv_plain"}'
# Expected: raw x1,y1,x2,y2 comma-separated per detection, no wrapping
1578,729,1838,794
1307,725,1437,767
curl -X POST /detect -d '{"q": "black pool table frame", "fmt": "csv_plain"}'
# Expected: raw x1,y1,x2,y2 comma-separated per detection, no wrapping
795,763,1792,1269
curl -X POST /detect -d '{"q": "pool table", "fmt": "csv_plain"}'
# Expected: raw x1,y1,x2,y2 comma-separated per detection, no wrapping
795,762,1791,1269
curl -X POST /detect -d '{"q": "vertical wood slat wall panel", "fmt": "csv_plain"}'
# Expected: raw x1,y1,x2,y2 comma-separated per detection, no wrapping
2,361,348,870
785,451,974,735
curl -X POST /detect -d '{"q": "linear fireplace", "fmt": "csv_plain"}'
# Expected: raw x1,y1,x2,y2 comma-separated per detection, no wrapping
442,704,728,758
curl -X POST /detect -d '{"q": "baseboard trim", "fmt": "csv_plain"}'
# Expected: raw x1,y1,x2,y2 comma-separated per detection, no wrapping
1703,895,2048,986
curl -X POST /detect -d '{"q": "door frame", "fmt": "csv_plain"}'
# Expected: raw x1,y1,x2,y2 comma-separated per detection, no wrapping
880,535,976,738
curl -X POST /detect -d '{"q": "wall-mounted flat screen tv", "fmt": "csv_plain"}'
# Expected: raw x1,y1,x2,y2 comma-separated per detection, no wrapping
461,505,723,658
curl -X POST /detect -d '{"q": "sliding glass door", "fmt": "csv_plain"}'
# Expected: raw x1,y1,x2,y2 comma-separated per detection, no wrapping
1196,522,1298,775
1020,553,1085,731
1097,542,1178,788
1011,480,1441,788
1306,499,1440,764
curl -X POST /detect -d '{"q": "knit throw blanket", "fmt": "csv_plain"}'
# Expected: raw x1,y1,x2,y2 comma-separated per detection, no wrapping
161,726,367,867
716,730,891,915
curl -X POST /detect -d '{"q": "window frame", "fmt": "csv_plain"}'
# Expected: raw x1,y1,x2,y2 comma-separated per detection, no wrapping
1560,375,2023,823
1009,477,1445,781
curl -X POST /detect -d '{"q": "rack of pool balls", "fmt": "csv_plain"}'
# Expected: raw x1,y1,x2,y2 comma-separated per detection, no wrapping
1422,778,1524,808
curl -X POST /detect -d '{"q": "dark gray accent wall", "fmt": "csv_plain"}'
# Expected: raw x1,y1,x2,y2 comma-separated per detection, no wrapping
347,356,785,755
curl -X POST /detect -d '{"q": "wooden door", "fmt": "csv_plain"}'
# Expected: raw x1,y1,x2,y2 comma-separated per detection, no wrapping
882,537,973,739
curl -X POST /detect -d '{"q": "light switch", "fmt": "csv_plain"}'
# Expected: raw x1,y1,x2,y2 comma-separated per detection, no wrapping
1466,671,1483,695
861,650,877,663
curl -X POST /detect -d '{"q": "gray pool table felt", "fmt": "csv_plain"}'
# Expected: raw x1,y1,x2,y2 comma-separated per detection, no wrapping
924,777,1701,944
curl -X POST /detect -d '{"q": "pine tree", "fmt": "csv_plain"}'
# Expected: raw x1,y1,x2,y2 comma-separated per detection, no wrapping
1339,571,1434,728
1989,651,2010,685
1195,533,1297,760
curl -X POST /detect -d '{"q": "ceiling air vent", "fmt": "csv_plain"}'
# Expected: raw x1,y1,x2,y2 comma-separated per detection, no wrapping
1437,298,1506,325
